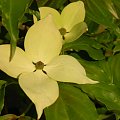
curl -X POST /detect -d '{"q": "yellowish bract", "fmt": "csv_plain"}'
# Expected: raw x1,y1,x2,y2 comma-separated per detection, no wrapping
36,1,88,43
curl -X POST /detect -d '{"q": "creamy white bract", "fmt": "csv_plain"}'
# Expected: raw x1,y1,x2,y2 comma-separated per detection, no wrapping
0,15,98,119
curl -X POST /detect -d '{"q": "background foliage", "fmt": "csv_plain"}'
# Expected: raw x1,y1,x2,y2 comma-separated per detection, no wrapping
0,0,120,120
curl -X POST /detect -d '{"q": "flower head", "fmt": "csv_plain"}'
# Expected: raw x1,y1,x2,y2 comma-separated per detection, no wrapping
36,1,87,43
0,15,98,119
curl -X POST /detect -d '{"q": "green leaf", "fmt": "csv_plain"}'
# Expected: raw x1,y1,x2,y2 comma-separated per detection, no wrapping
112,0,120,18
79,53,120,114
63,36,105,60
81,83,120,112
0,80,6,114
105,0,119,19
113,43,120,54
37,0,49,7
45,84,98,120
78,60,112,84
108,53,120,85
96,31,114,44
86,20,99,34
46,0,67,9
0,0,32,60
37,0,67,9
85,0,120,37
85,0,114,27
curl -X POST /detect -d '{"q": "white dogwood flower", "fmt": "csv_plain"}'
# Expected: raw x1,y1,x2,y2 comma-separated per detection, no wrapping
0,15,98,119
37,1,87,43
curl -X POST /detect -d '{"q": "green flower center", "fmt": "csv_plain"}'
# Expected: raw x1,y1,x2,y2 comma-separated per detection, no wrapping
35,61,45,70
59,28,66,36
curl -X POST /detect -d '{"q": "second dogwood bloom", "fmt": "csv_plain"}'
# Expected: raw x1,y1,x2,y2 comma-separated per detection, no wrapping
38,1,87,43
0,15,98,119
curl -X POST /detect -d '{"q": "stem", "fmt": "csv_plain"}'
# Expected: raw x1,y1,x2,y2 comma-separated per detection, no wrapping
21,103,33,116
6,81,18,86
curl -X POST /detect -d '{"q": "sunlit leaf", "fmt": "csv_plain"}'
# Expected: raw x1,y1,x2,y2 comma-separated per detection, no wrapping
112,0,120,18
80,83,120,112
0,114,18,120
105,0,119,19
